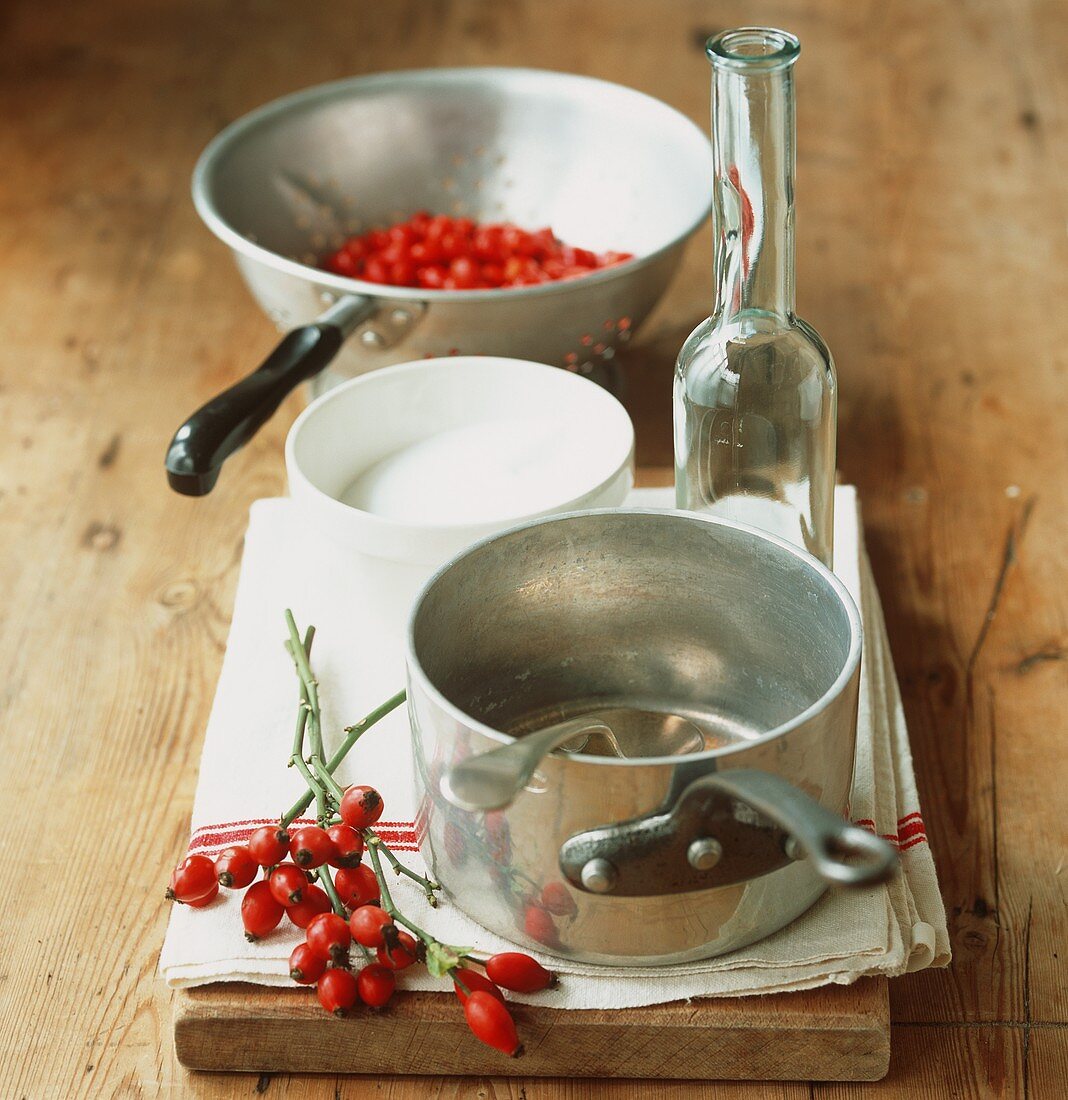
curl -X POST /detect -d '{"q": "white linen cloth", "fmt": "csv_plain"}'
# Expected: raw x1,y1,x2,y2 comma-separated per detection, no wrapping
160,487,949,1006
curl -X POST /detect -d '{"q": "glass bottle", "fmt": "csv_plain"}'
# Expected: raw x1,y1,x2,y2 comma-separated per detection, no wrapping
674,28,836,567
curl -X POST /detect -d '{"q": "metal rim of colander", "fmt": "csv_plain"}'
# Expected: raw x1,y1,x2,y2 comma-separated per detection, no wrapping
406,507,864,769
191,66,713,304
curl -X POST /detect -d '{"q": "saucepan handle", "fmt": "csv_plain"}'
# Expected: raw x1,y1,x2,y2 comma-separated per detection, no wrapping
165,295,374,495
558,767,898,896
439,717,617,812
706,769,898,887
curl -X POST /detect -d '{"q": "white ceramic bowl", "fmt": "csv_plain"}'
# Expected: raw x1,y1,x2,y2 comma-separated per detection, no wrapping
285,357,635,565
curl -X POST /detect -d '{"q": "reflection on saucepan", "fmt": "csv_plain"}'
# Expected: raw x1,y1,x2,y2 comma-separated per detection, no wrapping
406,509,898,966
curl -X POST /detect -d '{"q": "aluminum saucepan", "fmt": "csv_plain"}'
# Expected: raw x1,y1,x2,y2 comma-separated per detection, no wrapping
406,509,897,965
165,68,712,495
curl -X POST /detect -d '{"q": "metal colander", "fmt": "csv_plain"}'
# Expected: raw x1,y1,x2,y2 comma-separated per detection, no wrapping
168,68,712,494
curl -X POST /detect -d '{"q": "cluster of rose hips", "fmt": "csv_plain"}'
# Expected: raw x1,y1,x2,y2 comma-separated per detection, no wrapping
168,781,553,1056
321,211,634,290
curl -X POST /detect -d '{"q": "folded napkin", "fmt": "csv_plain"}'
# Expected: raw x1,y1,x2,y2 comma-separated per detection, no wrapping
160,486,949,1006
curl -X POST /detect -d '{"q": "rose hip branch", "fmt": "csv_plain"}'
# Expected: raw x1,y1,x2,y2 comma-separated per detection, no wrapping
165,611,555,1057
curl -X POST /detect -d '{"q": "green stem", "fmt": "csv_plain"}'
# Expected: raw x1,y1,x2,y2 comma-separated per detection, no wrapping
310,755,346,804
290,627,315,763
285,611,322,724
366,836,436,945
366,828,440,904
317,867,370,959
316,865,345,917
331,689,407,771
285,611,327,819
275,619,470,982
290,736,328,814
284,627,332,822
279,689,406,828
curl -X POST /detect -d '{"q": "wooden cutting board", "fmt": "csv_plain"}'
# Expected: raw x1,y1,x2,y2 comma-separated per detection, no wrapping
173,976,888,1080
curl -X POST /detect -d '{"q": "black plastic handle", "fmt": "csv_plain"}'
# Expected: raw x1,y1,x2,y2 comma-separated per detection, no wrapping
168,295,382,495
165,323,344,495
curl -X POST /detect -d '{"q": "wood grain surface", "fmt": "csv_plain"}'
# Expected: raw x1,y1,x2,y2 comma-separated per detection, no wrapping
174,981,889,1081
0,0,1065,1097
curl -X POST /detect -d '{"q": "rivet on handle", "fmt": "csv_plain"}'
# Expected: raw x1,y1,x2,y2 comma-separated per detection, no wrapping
687,837,723,870
580,858,618,894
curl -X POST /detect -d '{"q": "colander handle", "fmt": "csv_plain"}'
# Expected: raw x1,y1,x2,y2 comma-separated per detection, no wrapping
165,295,373,495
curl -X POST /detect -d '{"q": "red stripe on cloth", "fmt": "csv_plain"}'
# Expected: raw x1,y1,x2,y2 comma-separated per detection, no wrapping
186,812,929,859
856,826,928,851
186,818,420,855
189,817,418,837
853,814,929,851
188,832,420,850
190,816,294,831
854,812,926,830
187,839,421,857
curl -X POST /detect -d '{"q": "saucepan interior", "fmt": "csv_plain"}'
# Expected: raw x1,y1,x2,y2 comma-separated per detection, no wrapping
410,509,861,761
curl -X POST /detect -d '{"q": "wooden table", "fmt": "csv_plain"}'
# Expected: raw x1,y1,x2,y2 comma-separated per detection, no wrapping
1,0,1065,1095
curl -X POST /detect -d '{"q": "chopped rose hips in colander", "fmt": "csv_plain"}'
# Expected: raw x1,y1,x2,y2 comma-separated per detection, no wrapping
321,211,633,290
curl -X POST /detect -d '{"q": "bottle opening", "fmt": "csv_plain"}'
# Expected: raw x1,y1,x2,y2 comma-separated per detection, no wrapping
707,27,800,70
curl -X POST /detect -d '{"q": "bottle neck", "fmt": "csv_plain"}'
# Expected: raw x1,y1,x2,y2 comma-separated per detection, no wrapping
710,45,797,322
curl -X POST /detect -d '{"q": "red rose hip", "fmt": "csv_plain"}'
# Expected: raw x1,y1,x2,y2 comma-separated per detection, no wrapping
289,825,336,869
452,967,505,1006
463,991,522,1056
167,854,217,904
485,952,555,993
356,963,395,1008
306,911,352,963
215,845,258,889
241,880,285,941
269,863,308,906
326,824,365,868
289,942,327,985
334,864,379,908
376,930,419,971
286,884,332,929
247,825,290,867
349,904,393,949
317,967,359,1016
339,784,384,829
184,879,219,908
